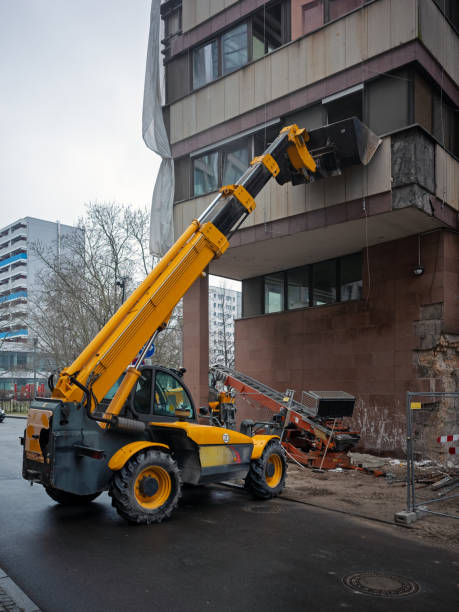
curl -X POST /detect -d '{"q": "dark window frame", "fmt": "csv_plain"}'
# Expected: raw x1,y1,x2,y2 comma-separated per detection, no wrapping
221,21,250,76
188,0,289,95
263,271,286,314
250,252,363,316
129,367,196,422
287,265,312,309
192,37,220,90
191,135,251,198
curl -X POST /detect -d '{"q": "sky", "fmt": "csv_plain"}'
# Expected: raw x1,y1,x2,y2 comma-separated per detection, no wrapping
0,0,159,228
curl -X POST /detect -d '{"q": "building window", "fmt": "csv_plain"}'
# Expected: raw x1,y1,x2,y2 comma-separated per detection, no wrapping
193,152,219,196
252,1,284,60
189,1,289,93
265,273,284,313
287,266,310,309
253,123,284,155
193,39,219,89
340,253,363,302
323,86,363,124
243,253,362,317
192,137,250,197
222,23,248,75
312,259,337,306
284,103,325,133
222,141,250,186
433,91,459,158
433,0,459,31
161,0,182,40
165,8,181,37
366,69,410,135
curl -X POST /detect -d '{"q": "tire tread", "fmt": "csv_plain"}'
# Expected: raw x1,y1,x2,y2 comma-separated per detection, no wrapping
109,450,182,524
245,439,287,500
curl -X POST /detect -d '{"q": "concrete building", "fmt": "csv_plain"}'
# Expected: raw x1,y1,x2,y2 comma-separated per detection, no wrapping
0,217,78,396
209,283,242,367
162,0,459,454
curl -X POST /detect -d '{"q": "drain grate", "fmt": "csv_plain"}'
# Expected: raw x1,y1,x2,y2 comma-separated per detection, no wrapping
342,572,419,598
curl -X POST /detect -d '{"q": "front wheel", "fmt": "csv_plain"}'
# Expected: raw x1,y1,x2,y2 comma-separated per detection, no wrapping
245,439,287,500
109,449,182,524
45,487,101,505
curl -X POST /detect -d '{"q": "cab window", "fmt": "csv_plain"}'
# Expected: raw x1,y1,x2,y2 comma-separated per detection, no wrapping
103,375,124,401
154,371,193,419
133,370,153,414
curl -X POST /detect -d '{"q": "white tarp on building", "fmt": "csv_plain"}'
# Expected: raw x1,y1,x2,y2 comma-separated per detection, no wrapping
143,0,174,257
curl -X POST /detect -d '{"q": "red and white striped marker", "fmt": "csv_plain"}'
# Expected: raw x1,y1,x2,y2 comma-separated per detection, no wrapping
437,434,458,455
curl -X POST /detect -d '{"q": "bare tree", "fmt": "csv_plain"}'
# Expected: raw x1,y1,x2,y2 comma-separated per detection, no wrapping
28,202,182,373
149,300,183,370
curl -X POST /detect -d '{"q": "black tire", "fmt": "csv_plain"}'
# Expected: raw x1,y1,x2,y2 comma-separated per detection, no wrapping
245,439,287,500
45,487,101,505
109,449,182,524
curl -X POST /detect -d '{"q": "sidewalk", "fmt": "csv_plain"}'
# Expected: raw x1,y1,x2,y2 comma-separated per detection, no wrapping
0,567,40,612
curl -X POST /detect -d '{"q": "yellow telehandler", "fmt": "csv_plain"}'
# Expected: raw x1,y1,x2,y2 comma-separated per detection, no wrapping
22,118,378,523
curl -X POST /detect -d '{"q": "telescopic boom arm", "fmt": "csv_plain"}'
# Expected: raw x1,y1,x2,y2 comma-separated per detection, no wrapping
51,125,317,422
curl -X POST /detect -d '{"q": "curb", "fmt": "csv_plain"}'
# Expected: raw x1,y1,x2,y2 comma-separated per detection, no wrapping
4,415,27,420
0,567,40,612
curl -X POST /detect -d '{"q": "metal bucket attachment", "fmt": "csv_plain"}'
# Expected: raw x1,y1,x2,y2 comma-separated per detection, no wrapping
300,390,356,419
307,117,381,180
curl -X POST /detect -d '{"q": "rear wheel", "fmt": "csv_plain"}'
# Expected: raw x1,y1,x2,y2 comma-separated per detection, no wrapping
245,439,287,500
45,487,101,505
109,449,181,524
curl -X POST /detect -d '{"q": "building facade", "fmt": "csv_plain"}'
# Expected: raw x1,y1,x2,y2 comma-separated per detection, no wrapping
209,283,242,367
0,217,78,396
162,0,459,453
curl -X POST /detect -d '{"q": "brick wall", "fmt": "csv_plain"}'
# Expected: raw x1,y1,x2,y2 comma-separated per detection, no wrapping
235,230,459,454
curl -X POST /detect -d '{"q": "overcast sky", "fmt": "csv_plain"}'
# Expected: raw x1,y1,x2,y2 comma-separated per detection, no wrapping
0,0,159,229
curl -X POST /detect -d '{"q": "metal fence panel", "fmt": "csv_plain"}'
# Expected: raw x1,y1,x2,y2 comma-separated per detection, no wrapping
404,392,459,521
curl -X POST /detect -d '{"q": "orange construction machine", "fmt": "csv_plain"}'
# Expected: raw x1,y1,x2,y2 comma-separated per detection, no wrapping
207,365,360,470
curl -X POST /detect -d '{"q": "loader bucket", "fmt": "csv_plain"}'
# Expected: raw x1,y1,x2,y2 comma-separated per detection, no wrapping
307,117,381,178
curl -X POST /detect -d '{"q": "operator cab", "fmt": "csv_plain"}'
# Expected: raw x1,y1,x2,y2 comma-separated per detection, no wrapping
102,365,196,423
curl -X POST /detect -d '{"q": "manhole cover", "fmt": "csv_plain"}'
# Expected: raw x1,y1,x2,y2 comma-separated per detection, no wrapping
342,572,419,598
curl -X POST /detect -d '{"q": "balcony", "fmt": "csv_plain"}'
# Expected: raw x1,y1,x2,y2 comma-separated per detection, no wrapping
0,328,28,340
10,247,26,257
10,280,27,292
10,222,26,233
10,235,27,246
0,291,28,305
0,252,27,270
11,260,26,271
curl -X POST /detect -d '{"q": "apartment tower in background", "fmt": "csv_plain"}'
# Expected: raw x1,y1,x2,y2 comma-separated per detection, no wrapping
0,217,78,396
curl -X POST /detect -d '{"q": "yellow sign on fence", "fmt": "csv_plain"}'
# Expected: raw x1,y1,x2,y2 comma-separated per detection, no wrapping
410,402,422,410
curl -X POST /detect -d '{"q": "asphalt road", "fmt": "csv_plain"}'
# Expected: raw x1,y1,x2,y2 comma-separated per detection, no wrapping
0,417,458,612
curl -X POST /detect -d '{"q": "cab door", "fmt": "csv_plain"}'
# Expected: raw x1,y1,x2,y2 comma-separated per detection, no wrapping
130,366,196,423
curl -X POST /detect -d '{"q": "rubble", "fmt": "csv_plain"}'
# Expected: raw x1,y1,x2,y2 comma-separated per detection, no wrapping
282,453,459,550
